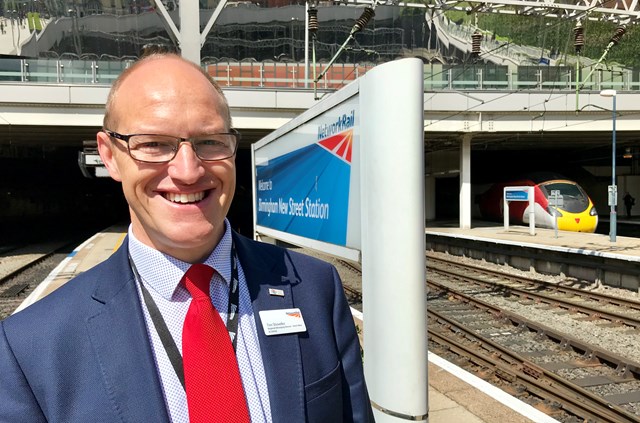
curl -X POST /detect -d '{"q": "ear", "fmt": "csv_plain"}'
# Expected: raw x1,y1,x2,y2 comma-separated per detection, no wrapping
97,131,123,182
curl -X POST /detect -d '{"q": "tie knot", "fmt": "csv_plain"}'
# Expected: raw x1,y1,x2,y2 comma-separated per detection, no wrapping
183,264,215,300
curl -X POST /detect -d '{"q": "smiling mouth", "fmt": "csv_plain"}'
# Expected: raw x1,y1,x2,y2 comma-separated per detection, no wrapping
164,191,207,204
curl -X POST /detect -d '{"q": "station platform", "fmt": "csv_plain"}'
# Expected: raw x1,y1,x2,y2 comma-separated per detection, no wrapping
426,219,640,295
426,218,640,261
11,224,571,422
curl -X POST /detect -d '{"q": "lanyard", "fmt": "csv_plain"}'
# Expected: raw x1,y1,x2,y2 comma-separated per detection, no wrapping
129,240,241,391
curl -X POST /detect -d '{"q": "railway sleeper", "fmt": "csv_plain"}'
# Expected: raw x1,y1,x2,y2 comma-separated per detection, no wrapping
494,368,518,384
0,283,29,297
497,382,522,397
574,313,602,322
532,400,564,418
476,367,494,380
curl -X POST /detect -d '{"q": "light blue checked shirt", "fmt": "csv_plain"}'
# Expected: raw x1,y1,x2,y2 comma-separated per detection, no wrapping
129,220,272,423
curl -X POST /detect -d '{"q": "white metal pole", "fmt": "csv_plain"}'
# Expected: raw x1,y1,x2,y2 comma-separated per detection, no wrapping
304,1,309,88
503,189,509,231
600,89,617,242
251,143,258,240
179,0,201,64
528,186,535,235
360,58,427,422
460,134,472,229
611,94,617,242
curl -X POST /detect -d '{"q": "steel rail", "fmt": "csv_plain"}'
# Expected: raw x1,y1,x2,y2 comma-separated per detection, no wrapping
428,278,640,388
427,252,640,312
428,311,640,422
428,257,640,329
0,252,55,294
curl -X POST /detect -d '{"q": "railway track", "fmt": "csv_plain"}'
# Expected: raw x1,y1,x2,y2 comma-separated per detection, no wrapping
0,239,83,320
338,252,640,420
427,254,640,421
338,259,362,304
428,300,640,422
427,253,640,329
429,278,640,421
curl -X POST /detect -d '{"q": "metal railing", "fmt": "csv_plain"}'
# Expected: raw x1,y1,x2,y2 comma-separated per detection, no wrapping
0,57,637,92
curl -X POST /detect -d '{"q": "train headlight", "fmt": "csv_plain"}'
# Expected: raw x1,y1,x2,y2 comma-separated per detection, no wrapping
590,206,598,216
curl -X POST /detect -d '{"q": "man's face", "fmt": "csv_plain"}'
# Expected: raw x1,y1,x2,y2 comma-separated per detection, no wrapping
97,58,235,263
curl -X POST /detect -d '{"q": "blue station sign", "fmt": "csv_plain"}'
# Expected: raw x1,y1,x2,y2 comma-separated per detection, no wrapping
505,190,530,201
255,108,356,246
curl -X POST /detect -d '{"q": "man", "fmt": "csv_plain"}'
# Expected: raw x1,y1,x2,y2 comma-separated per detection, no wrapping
0,54,373,422
624,192,635,218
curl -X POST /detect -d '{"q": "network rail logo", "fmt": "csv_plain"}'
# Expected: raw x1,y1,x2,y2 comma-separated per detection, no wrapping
317,110,355,164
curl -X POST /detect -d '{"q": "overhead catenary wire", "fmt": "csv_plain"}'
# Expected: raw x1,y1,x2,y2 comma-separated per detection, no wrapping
313,2,378,99
577,24,626,90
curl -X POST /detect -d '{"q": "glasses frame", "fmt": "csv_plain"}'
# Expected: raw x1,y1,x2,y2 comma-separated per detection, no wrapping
103,128,241,163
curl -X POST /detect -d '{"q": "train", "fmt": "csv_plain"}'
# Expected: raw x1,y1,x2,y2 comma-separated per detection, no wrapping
475,172,598,233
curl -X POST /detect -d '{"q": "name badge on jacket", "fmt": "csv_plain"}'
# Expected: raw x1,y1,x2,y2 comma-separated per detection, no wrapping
259,308,307,336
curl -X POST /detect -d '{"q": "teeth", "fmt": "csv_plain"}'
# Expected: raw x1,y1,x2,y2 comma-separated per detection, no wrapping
166,192,205,203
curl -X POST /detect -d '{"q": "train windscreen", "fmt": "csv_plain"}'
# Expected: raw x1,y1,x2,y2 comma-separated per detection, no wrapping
540,182,589,213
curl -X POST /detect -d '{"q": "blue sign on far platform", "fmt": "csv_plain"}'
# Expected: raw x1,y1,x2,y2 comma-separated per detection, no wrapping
505,190,529,201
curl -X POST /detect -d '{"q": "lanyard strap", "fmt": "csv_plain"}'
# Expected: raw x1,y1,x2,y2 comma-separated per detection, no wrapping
227,241,240,351
129,240,241,391
138,275,186,389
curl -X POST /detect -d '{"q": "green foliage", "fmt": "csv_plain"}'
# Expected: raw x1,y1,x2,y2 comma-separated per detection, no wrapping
444,10,473,25
471,14,640,68
581,22,640,68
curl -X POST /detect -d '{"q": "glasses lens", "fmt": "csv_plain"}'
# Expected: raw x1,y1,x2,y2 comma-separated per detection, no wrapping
193,134,238,161
128,135,178,162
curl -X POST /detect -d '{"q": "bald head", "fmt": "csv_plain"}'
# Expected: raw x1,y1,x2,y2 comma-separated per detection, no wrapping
103,54,231,131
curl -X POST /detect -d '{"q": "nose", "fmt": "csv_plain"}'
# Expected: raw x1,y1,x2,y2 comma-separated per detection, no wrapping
167,142,205,183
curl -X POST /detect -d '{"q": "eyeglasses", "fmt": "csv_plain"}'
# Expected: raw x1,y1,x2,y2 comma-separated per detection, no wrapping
103,129,240,163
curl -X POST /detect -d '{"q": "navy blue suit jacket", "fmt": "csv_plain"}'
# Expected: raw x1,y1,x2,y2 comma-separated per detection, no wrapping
0,232,373,422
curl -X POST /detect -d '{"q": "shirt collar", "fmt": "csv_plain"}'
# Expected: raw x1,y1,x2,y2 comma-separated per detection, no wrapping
128,219,233,300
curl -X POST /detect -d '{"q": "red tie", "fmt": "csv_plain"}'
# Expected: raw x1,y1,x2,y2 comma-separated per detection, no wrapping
182,264,250,423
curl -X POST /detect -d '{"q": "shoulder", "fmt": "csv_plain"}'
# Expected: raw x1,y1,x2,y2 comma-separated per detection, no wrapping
2,247,129,336
233,232,334,270
233,232,341,298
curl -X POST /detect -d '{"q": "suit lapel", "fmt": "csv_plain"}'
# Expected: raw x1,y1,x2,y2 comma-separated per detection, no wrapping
86,234,307,422
234,234,306,422
85,243,170,423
